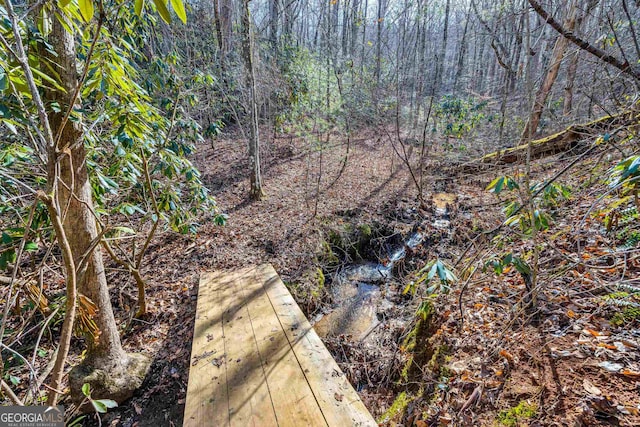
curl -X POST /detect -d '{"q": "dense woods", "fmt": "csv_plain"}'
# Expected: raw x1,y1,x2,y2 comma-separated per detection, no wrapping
1,0,640,425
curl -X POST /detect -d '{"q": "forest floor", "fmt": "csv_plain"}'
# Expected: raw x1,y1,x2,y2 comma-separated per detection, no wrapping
97,125,640,427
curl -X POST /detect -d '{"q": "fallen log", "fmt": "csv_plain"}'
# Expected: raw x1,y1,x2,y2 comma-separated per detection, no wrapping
460,111,637,172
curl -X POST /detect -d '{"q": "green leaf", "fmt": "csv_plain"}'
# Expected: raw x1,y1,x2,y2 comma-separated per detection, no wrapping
427,262,437,281
24,241,38,252
170,0,187,24
30,67,66,93
153,0,172,24
114,226,136,235
82,383,91,397
1,232,12,244
487,176,505,194
0,66,7,91
78,0,94,23
92,398,117,413
91,400,107,413
134,0,145,16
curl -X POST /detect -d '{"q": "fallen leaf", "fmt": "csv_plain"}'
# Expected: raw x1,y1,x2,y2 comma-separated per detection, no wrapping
597,343,617,350
588,396,619,416
437,414,452,425
582,378,602,396
499,349,515,364
620,369,640,379
598,361,624,372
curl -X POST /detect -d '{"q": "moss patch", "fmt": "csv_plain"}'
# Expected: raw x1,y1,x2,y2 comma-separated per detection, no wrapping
611,305,640,326
378,391,413,425
496,401,537,426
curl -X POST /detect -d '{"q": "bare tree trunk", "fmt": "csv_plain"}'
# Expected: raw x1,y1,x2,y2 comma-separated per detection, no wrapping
269,0,280,53
213,0,227,75
529,0,640,82
341,0,350,56
453,2,472,91
350,0,360,56
521,1,577,139
375,0,385,89
563,49,579,116
35,8,149,405
241,0,265,200
220,0,234,53
360,0,368,76
435,0,451,93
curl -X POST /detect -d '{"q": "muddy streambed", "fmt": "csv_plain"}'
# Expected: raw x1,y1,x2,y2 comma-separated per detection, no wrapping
312,193,455,341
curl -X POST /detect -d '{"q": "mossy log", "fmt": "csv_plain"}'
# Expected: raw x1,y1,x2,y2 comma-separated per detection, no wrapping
461,111,636,172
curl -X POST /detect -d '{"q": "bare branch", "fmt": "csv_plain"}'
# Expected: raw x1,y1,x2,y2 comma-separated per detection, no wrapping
528,0,640,81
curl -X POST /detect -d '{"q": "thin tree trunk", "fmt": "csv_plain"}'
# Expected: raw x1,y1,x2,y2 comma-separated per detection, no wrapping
350,0,360,56
33,6,150,404
529,0,640,82
521,1,577,139
269,0,280,54
563,50,579,116
375,0,385,89
453,2,472,91
213,0,227,75
435,0,451,93
241,0,264,200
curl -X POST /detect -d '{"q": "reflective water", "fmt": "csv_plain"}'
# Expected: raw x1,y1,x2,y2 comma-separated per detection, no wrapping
313,193,455,341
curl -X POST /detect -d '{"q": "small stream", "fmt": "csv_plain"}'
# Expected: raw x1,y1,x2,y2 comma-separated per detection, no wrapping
312,193,454,341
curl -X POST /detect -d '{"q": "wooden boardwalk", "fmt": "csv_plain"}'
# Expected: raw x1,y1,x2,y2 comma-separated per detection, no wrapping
184,264,377,427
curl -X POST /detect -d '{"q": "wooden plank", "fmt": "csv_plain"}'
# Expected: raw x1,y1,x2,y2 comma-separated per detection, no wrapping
222,269,278,426
184,271,231,427
258,264,378,427
241,266,328,427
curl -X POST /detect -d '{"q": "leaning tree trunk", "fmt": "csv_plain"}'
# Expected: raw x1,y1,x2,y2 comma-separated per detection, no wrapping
42,9,149,406
521,1,578,140
241,0,265,200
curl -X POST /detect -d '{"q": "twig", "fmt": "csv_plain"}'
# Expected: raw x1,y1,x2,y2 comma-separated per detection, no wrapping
1,380,24,406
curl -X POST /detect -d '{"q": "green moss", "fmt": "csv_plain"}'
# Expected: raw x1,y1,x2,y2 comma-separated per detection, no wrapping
496,401,537,426
399,300,439,383
427,344,450,373
358,223,372,238
611,306,640,326
378,391,413,424
400,354,413,382
320,240,339,266
316,268,325,288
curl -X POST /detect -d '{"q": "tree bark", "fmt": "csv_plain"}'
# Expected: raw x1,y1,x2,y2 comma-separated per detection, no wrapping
39,8,149,406
241,0,265,200
374,0,385,88
269,0,280,53
435,0,451,93
213,0,226,74
528,0,640,82
563,49,579,116
453,2,472,91
521,2,577,140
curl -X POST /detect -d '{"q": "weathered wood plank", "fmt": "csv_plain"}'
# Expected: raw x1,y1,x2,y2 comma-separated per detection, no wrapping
258,264,377,427
223,270,278,426
241,266,328,427
184,271,231,427
185,265,377,427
